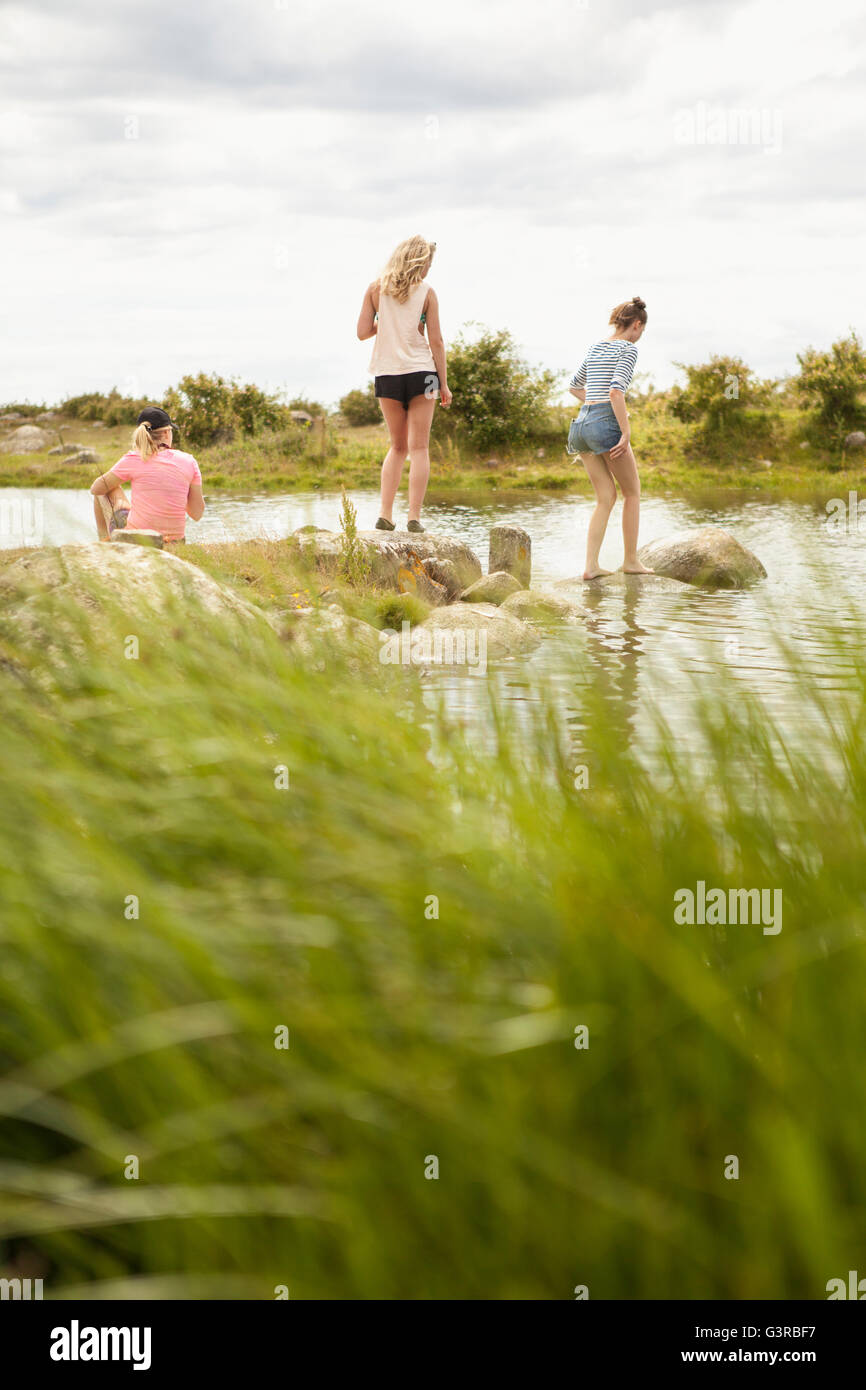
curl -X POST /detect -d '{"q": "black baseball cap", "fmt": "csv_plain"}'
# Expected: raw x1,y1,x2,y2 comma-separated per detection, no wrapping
136,406,177,430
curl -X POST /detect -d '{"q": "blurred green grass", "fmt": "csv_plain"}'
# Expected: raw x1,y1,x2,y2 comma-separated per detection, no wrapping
0,563,864,1299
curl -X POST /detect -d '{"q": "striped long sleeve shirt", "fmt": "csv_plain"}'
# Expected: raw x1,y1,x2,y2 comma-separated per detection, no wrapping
570,340,638,399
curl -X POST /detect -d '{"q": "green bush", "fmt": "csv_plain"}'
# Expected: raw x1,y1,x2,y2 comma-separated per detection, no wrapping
366,591,430,630
60,390,151,426
795,332,866,437
436,326,557,453
669,355,776,456
287,397,326,418
339,383,381,427
163,373,291,448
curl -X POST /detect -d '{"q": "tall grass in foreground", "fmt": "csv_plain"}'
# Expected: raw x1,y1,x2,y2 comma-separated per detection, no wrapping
0,572,864,1300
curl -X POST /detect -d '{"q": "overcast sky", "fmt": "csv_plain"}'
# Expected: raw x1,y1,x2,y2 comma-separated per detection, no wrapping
1,0,864,408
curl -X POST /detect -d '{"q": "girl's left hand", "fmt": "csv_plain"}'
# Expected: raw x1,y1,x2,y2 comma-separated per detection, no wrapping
440,385,453,408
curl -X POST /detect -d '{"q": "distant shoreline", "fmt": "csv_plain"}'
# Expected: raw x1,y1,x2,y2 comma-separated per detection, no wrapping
1,411,862,502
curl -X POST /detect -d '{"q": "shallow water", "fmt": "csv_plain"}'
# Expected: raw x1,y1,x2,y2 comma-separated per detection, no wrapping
1,484,863,753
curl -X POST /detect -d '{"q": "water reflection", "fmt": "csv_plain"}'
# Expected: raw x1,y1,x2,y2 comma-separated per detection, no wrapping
580,578,651,747
2,484,865,755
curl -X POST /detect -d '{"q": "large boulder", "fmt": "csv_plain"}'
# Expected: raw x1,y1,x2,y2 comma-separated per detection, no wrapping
420,601,540,662
0,424,52,454
460,571,523,605
0,544,273,639
287,606,381,665
488,524,531,587
636,527,766,588
844,431,866,451
293,528,482,593
502,589,586,623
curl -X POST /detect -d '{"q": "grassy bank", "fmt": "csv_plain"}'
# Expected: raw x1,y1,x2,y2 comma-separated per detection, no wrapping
2,403,864,500
0,555,865,1297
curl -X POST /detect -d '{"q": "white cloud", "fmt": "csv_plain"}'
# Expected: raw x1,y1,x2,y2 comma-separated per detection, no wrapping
0,0,864,406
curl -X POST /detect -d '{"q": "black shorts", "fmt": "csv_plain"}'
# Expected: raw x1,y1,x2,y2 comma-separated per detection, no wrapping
374,370,439,410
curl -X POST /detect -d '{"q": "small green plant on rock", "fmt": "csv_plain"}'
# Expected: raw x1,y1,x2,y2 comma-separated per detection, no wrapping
337,488,372,587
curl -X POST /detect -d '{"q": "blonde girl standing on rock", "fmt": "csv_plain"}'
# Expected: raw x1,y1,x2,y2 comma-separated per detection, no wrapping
357,235,452,534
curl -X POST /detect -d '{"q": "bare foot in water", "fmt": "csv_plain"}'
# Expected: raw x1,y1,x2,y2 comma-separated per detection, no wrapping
622,563,654,575
583,567,613,581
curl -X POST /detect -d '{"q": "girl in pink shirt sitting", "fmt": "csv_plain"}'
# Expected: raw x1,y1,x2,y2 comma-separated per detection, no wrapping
90,406,205,544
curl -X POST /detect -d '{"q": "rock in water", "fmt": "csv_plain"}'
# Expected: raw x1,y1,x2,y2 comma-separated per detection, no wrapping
553,572,688,596
421,602,540,661
293,528,482,592
460,571,523,605
501,589,586,622
637,527,766,588
488,524,531,587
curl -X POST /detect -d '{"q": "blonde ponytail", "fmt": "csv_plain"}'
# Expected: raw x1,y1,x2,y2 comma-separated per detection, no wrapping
131,422,162,459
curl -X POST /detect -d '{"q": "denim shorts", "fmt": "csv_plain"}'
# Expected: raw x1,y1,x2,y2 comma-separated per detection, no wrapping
567,402,622,456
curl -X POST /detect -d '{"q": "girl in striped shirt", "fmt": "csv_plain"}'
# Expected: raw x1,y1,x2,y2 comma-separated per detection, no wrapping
568,296,654,581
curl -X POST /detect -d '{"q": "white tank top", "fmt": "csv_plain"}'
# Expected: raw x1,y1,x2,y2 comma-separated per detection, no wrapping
369,280,437,376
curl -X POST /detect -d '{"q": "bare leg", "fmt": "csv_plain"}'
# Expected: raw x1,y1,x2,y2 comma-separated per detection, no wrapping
94,494,111,540
93,486,129,540
581,452,616,579
406,393,437,522
603,445,653,573
377,398,409,523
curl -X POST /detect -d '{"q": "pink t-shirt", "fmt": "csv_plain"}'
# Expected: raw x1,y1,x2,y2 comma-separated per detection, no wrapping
111,448,202,541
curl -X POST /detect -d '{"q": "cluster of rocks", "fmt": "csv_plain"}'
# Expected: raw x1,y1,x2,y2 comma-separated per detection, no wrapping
0,421,99,464
4,517,767,672
289,520,767,660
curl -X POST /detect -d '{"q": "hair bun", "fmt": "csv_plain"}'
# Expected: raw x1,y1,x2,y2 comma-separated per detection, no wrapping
631,296,645,308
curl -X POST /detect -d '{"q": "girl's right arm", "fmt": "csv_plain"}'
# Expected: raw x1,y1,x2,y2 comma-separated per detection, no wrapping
186,483,205,521
90,469,122,495
608,390,630,458
356,281,379,341
424,289,451,407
